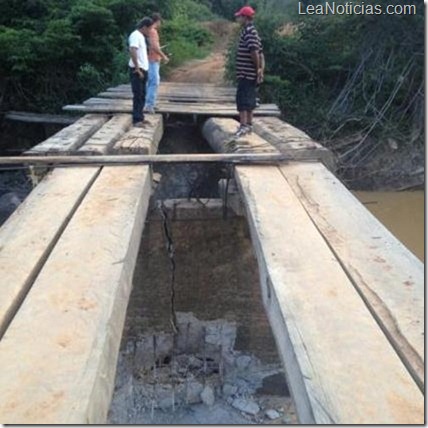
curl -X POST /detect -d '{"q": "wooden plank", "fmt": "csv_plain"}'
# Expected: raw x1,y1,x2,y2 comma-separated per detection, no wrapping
0,167,100,337
0,166,152,424
234,165,423,424
111,114,163,154
63,103,281,117
109,82,234,91
106,88,236,98
26,114,109,155
82,97,278,111
98,92,235,103
107,85,235,94
5,111,78,125
162,81,232,86
161,81,233,87
78,114,132,155
158,85,235,94
105,91,236,101
253,117,336,170
160,90,235,98
3,153,289,166
82,103,279,112
280,162,424,389
99,90,233,97
202,117,278,153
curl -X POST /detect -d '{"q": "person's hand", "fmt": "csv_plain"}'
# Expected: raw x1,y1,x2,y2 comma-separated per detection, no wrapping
134,67,144,79
257,68,264,84
163,55,170,64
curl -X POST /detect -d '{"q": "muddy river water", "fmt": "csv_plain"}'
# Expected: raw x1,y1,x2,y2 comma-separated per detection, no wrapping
354,191,424,262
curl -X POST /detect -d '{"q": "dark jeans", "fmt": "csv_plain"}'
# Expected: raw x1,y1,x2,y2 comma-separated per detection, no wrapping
130,67,148,123
236,78,257,112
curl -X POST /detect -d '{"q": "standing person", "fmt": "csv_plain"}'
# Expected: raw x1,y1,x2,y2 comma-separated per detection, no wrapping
234,6,264,138
128,17,153,127
144,13,169,114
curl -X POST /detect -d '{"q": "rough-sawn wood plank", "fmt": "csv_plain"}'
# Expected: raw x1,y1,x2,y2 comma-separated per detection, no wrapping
235,165,423,424
281,162,424,390
0,166,152,424
0,168,100,337
111,114,163,154
25,114,108,155
78,114,132,155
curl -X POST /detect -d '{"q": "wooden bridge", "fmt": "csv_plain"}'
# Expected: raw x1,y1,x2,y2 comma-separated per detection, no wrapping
0,82,423,424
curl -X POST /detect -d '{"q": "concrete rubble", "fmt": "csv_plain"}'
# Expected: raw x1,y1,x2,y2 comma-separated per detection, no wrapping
108,312,297,424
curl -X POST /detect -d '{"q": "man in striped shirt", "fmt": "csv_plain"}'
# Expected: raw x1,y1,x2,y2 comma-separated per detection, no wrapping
234,6,264,138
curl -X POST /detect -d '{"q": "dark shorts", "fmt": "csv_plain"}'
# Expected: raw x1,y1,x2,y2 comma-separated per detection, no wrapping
236,78,257,112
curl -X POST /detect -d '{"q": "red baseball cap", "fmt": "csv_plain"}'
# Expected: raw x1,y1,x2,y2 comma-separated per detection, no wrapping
234,6,255,17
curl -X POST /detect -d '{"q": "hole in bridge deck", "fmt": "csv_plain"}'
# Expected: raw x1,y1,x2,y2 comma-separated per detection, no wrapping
108,119,297,424
152,118,224,200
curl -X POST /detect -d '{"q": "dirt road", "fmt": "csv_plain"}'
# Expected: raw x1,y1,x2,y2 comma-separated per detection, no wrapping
166,21,236,84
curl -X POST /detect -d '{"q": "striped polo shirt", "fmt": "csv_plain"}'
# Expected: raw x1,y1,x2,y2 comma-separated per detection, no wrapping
236,22,262,80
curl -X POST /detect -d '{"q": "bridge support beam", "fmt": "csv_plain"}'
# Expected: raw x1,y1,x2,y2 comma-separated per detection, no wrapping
202,116,424,424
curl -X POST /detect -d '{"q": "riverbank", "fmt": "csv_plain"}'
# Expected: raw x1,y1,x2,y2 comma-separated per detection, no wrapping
164,20,424,192
0,19,424,238
339,145,424,191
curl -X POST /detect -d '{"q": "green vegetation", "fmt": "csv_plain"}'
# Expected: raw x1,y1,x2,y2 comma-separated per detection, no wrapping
1,0,423,187
223,0,423,186
161,16,214,73
0,0,214,112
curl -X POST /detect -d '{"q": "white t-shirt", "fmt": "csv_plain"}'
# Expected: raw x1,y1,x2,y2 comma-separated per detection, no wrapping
128,30,149,70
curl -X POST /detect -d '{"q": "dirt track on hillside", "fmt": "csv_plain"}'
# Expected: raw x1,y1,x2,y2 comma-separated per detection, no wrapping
166,21,236,84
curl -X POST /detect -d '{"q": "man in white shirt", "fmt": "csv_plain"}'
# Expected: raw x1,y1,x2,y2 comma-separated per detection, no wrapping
128,17,153,127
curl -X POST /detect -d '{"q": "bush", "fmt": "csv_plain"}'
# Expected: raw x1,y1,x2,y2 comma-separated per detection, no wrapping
172,0,215,21
161,16,213,72
226,2,424,163
0,0,215,113
107,0,153,34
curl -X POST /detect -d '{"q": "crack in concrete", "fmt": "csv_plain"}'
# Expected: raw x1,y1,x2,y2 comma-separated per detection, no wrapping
159,201,178,335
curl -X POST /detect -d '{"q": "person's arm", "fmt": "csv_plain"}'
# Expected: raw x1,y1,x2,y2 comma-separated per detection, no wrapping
150,32,169,62
151,44,169,62
250,48,264,83
250,49,260,70
129,33,144,78
259,51,265,83
247,28,263,81
130,47,144,78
